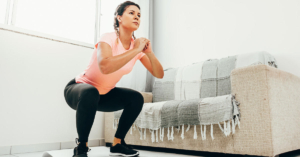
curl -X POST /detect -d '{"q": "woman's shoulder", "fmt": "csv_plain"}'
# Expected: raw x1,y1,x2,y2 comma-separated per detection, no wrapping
102,31,117,38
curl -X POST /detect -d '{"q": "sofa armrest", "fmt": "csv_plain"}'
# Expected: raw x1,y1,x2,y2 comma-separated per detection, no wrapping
139,91,153,103
230,64,300,156
263,64,300,155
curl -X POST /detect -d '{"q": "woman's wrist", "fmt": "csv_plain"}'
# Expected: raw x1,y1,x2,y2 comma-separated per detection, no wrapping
133,47,142,54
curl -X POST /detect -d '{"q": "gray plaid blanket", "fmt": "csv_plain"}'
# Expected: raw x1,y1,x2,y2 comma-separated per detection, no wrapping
113,51,276,143
113,94,241,142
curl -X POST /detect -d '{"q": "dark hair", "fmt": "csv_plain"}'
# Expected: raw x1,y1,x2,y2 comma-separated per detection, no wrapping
114,1,140,44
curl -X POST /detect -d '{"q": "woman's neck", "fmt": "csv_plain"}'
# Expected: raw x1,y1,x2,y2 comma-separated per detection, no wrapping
118,27,133,48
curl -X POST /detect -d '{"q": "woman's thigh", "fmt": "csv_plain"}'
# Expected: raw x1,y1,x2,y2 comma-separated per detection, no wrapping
64,78,100,110
97,87,144,112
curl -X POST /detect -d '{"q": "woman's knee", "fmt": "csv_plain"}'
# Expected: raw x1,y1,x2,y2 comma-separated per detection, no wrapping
130,92,144,109
137,92,144,104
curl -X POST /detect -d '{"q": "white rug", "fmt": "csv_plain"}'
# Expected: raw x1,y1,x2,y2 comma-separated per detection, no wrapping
43,147,111,157
42,146,200,157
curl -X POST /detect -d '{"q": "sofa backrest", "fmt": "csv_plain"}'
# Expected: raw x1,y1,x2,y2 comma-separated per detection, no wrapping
152,51,277,103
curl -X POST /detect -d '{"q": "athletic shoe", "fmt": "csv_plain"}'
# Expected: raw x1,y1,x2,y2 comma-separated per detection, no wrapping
73,138,91,157
110,143,139,156
121,139,134,150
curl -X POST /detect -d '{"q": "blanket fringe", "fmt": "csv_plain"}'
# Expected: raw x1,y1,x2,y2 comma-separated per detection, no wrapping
211,124,214,140
215,119,239,137
160,127,162,141
162,127,164,141
186,124,190,132
150,129,155,143
204,125,206,140
176,125,181,133
218,122,224,134
171,126,174,141
114,93,243,141
200,124,206,140
227,120,231,136
138,127,143,140
116,121,239,142
232,118,235,134
224,121,227,136
156,129,158,142
113,118,119,130
181,124,185,139
129,119,239,142
193,125,197,139
167,127,170,140
236,116,240,129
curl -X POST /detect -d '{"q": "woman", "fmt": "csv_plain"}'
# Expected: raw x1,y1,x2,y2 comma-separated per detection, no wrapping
64,1,164,157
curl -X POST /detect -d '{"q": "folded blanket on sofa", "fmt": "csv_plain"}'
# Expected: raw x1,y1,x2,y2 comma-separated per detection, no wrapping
236,51,278,69
113,51,276,143
113,94,241,143
152,51,278,102
200,55,237,98
180,61,204,100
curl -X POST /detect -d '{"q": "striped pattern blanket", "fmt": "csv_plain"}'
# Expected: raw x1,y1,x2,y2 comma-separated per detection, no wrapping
114,94,240,142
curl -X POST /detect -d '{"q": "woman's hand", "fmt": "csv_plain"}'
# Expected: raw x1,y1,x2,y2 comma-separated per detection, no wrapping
142,41,152,54
134,37,150,52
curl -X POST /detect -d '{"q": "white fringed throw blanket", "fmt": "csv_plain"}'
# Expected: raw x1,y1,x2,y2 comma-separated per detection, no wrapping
113,51,276,143
113,94,241,143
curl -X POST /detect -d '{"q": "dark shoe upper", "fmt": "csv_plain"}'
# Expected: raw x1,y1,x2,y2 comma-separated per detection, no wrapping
110,143,139,155
121,139,134,150
73,138,91,157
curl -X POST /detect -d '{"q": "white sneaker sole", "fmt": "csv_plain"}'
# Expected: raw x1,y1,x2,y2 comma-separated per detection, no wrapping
109,151,139,156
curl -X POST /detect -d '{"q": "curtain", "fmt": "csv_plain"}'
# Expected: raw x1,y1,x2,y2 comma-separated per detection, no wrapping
116,0,154,93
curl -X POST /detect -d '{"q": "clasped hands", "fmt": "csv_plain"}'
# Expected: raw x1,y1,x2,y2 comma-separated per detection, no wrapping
134,37,152,54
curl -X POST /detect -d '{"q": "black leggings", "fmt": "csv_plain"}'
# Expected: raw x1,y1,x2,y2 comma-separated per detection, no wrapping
63,78,144,143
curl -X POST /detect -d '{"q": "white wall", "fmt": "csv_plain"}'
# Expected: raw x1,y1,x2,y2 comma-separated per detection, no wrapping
1,0,300,148
0,25,105,147
152,0,300,78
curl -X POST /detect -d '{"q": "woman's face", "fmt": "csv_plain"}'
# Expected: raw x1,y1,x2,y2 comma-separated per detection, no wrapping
118,5,141,31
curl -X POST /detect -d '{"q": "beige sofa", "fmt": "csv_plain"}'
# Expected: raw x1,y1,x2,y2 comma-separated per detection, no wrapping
105,64,300,157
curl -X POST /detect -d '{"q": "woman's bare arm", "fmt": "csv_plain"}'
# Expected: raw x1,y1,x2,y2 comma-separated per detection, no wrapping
97,42,140,75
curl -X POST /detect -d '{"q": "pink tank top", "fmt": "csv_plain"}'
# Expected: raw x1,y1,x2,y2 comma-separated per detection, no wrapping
75,32,145,95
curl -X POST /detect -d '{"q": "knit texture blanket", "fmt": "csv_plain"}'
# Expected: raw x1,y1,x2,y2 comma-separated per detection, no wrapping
113,94,241,143
113,51,276,143
236,51,277,68
152,51,278,102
